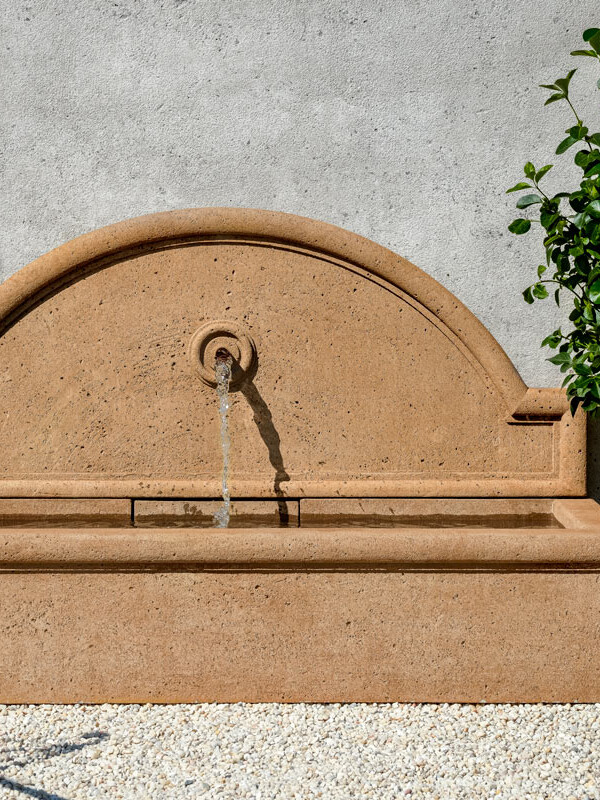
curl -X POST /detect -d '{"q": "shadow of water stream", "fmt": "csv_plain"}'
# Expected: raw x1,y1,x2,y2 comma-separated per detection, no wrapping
241,380,292,525
0,732,108,800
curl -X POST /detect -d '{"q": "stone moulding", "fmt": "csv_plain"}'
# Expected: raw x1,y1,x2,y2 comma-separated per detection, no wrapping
0,208,586,498
0,209,597,703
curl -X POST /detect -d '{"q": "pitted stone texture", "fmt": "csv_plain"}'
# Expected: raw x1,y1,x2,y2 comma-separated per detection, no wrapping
0,209,586,498
1,568,600,703
2,242,497,474
1,0,599,400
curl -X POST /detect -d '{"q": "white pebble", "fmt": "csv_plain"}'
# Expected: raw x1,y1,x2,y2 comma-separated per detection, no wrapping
0,703,599,798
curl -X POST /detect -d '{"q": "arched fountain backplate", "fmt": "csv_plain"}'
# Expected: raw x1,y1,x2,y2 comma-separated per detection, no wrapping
0,208,585,499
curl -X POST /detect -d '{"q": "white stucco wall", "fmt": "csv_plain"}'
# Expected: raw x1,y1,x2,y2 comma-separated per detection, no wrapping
2,0,600,488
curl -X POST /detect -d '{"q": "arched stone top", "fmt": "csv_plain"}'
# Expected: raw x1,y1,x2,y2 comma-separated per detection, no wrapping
0,208,586,497
2,208,528,409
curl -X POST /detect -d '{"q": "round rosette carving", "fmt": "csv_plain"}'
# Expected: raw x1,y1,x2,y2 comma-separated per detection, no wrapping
188,321,257,389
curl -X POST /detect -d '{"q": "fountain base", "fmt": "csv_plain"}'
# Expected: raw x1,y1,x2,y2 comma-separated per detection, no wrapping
1,497,599,703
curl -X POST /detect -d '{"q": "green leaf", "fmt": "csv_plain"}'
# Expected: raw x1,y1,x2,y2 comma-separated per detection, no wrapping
583,28,600,41
539,83,559,90
516,193,542,208
556,136,577,154
524,162,536,180
535,164,553,182
569,124,589,139
569,191,588,212
589,222,600,244
544,93,564,105
540,211,559,230
541,329,562,348
588,30,600,53
588,277,600,304
584,162,600,177
506,181,531,193
589,133,600,145
570,49,597,57
574,357,592,373
575,150,592,167
532,283,549,299
509,219,532,234
540,209,557,226
555,69,577,93
537,264,547,278
523,286,534,304
548,352,572,365
587,198,600,217
555,288,561,306
572,212,589,229
544,232,563,245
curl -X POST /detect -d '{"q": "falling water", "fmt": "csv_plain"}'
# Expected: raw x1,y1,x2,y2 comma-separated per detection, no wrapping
213,356,232,527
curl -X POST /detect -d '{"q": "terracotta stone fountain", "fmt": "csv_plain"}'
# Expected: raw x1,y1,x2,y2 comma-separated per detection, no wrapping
0,208,598,702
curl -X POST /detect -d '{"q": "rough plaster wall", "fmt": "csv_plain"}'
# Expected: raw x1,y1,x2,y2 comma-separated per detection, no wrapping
2,0,600,491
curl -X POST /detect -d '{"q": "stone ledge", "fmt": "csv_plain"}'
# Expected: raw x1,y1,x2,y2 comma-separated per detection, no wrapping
2,525,600,570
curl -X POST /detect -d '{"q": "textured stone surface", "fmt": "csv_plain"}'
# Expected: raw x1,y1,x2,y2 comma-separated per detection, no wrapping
1,3,600,705
299,498,562,528
553,498,600,529
0,209,585,498
0,497,598,702
2,568,600,703
6,518,600,568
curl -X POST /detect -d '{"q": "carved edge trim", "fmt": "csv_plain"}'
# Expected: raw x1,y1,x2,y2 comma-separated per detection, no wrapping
2,518,600,569
0,477,585,498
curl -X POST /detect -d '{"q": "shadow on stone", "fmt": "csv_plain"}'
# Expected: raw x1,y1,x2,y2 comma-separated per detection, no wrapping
587,415,600,501
241,379,292,526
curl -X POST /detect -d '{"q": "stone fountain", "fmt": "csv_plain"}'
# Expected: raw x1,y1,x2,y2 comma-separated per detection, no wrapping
0,208,597,702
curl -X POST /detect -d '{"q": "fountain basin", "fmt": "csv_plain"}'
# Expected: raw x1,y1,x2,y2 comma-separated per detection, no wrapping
0,208,596,702
1,498,599,703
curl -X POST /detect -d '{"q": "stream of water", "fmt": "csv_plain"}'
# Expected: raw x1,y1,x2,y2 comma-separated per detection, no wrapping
213,358,232,528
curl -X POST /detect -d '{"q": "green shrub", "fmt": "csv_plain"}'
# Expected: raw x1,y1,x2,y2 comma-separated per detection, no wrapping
508,27,600,416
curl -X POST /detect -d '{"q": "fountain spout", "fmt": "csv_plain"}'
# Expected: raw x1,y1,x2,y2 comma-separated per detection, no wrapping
215,347,233,363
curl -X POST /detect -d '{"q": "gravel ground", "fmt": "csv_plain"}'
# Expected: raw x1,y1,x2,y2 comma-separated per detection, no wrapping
0,703,599,799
